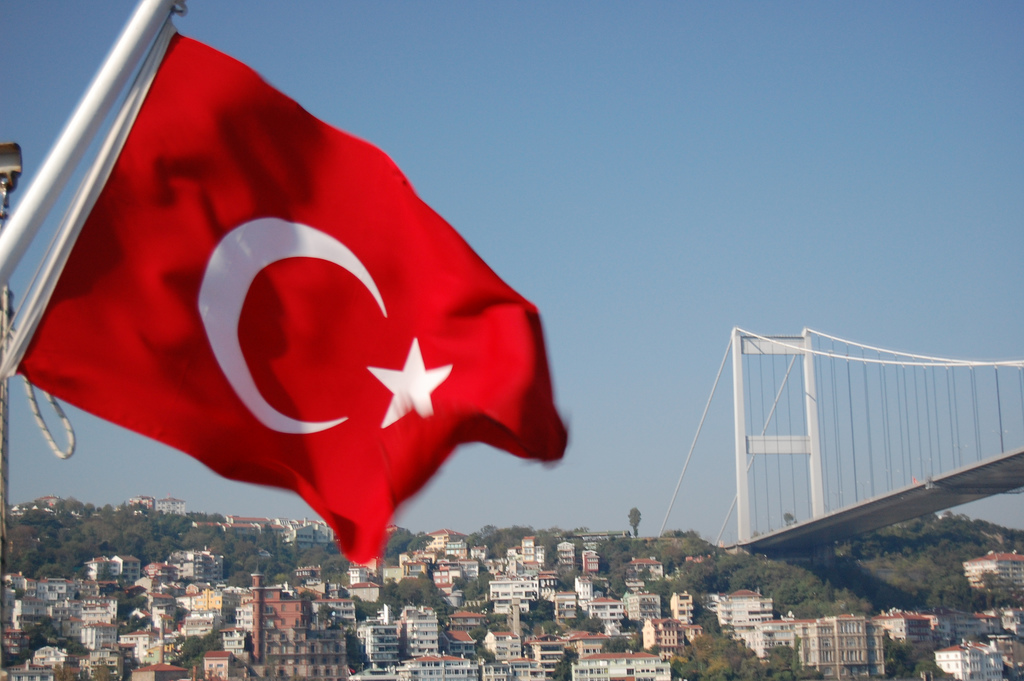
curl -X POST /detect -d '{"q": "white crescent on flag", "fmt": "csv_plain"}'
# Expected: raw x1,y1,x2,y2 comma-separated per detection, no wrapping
197,217,388,434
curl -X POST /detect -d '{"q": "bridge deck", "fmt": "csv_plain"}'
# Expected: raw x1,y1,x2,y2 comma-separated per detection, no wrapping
734,446,1024,556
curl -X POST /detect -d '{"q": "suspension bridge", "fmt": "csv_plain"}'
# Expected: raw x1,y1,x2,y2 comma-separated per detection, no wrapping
661,328,1024,558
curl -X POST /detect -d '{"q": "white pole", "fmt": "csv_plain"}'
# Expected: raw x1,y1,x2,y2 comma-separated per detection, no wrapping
733,328,751,542
0,0,179,288
803,328,825,518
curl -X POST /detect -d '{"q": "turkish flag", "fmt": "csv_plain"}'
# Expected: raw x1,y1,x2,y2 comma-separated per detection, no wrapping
19,34,567,562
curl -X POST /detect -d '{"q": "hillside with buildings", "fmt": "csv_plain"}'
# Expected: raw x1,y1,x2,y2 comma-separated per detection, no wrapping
3,496,1023,681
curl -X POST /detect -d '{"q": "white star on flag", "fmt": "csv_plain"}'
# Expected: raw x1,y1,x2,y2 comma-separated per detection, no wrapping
368,338,453,428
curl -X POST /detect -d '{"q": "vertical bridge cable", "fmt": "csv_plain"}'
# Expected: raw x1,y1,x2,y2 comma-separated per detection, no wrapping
816,352,830,513
912,367,925,479
971,367,982,462
880,361,893,490
846,358,859,501
830,338,843,506
862,349,875,498
946,368,958,469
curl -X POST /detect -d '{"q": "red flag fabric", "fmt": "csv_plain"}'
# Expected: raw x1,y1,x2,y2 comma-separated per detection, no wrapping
19,34,567,562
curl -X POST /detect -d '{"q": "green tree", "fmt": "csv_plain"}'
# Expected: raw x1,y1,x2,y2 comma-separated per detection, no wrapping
629,508,642,538
552,649,578,681
171,629,223,671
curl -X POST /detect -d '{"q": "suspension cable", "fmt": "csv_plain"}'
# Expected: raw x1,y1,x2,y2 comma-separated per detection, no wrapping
658,338,732,537
862,349,875,498
738,328,1024,368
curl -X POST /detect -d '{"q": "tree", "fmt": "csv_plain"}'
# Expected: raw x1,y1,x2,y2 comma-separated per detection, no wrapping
629,508,642,538
552,649,578,681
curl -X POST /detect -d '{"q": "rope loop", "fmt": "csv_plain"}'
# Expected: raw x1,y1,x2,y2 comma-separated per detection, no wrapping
23,378,76,459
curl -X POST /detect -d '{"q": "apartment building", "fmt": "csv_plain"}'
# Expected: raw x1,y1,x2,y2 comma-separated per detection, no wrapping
400,606,440,658
624,591,661,623
572,652,671,681
642,618,690,660
963,552,1024,589
670,592,694,624
399,656,475,681
167,549,224,582
485,631,523,660
489,577,539,614
935,641,1004,681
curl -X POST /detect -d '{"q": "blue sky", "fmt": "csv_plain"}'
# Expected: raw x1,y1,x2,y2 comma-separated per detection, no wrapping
2,2,1022,546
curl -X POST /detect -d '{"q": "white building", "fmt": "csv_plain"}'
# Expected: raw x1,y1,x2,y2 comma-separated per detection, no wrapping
80,621,118,651
963,552,1024,589
485,631,523,660
575,577,596,609
572,652,670,681
585,598,625,631
154,496,186,514
399,656,475,681
490,577,539,614
86,555,143,582
167,549,224,582
712,590,774,638
624,591,661,623
7,661,55,681
558,542,576,569
935,641,1004,681
281,518,336,549
183,610,222,637
359,608,401,668
481,659,547,681
401,606,440,658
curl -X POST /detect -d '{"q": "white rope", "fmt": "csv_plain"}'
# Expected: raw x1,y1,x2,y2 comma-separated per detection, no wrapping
0,19,178,380
737,328,1024,369
22,378,75,459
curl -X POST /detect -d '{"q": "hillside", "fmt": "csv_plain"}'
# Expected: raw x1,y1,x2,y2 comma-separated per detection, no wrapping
8,499,1022,617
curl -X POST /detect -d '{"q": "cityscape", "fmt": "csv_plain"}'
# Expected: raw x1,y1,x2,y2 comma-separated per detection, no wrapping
3,494,1023,681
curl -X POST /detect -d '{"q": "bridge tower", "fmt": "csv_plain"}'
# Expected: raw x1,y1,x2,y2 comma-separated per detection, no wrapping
732,328,824,542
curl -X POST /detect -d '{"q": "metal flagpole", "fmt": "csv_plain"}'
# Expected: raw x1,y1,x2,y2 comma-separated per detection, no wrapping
0,0,180,289
0,1,181,669
0,141,21,673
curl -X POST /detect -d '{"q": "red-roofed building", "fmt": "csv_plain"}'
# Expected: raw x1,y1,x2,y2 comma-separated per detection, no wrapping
204,650,233,679
131,662,188,681
564,631,609,657
403,655,475,681
448,611,486,631
349,582,381,602
442,630,476,657
427,530,468,557
626,558,664,580
572,652,670,681
871,612,934,643
935,641,1003,681
963,551,1024,589
143,562,179,584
